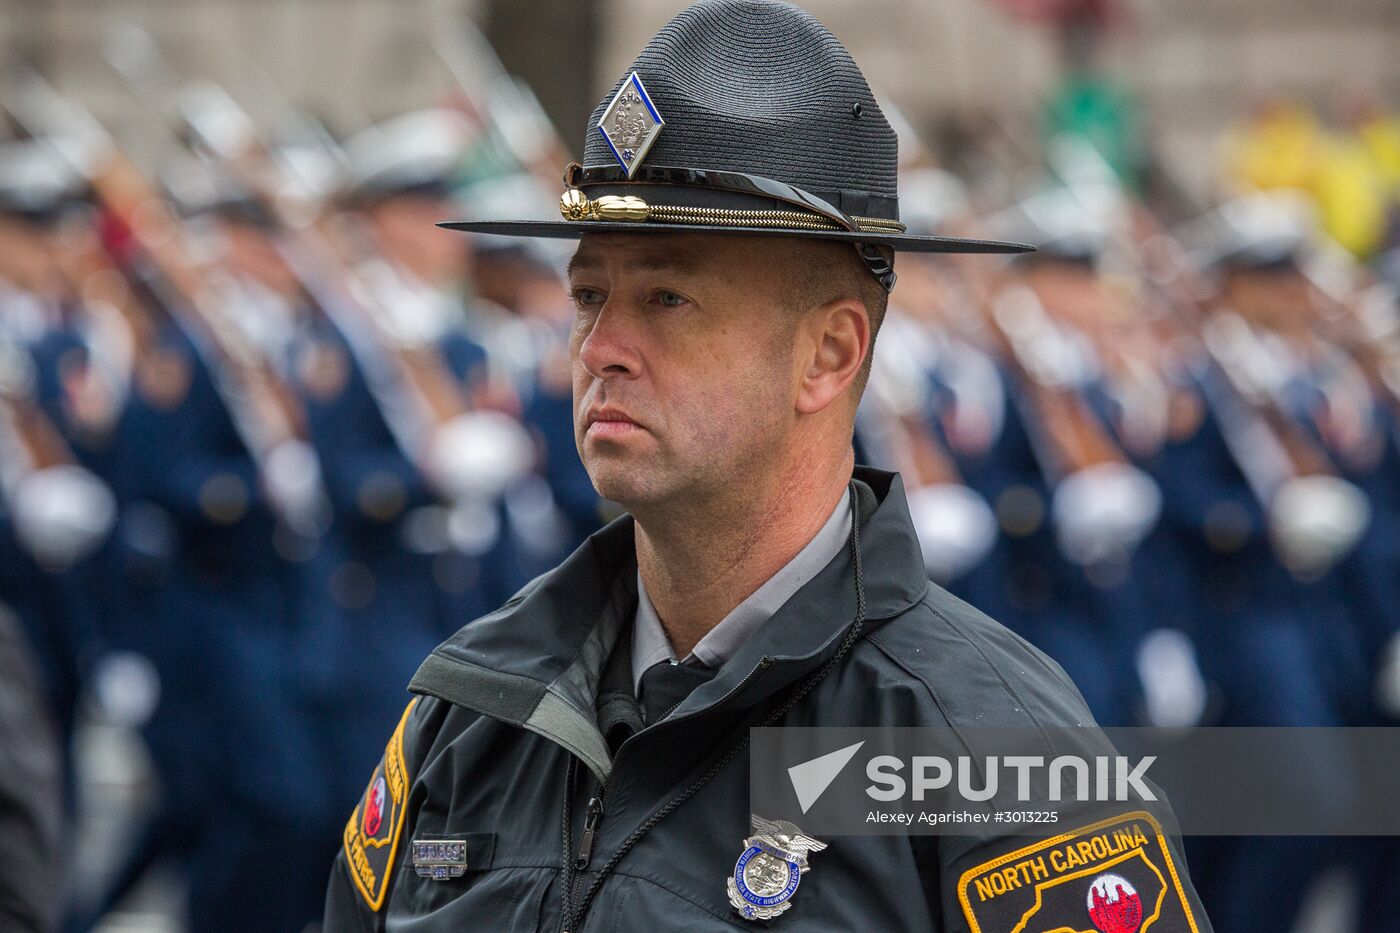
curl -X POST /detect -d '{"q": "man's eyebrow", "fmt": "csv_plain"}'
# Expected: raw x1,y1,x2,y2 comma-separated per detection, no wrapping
628,250,704,274
566,252,602,280
566,247,706,279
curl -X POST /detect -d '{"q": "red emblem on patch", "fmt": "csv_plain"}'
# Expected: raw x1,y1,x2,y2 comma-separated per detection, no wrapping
1087,873,1143,933
363,776,387,837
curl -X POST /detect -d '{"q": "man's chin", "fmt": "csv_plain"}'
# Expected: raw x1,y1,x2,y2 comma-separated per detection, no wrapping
585,461,678,511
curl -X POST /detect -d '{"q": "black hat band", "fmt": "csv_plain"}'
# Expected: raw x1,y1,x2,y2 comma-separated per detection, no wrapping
567,163,902,230
560,187,904,234
559,163,903,290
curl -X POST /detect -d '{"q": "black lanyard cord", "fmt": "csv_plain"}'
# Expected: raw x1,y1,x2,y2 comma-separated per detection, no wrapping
560,481,868,930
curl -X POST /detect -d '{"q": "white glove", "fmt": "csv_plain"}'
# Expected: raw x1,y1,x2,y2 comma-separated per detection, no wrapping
1052,462,1162,565
12,464,116,568
263,438,327,536
1376,632,1400,721
425,411,535,501
905,483,998,583
1269,474,1370,576
1136,628,1209,728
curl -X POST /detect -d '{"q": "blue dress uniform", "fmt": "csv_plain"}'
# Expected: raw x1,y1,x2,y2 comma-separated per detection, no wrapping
1268,357,1376,726
0,184,115,783
1151,361,1349,932
932,360,1039,633
112,312,326,932
1135,195,1390,930
4,321,110,754
982,220,1168,729
289,308,506,844
293,104,545,891
1314,370,1400,930
1070,376,1172,727
0,489,101,762
853,320,1145,727
1005,409,1149,726
1334,405,1400,715
432,327,542,608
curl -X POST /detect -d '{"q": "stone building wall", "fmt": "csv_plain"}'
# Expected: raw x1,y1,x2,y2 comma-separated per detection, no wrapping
3,0,1397,194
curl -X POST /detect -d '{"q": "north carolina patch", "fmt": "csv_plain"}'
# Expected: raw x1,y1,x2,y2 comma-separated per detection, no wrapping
957,811,1200,933
343,698,417,911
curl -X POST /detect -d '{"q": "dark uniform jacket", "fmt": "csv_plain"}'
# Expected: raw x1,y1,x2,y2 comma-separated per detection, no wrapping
325,468,1210,932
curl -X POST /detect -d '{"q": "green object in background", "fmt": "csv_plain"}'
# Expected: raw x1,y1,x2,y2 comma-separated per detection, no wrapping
1044,72,1143,192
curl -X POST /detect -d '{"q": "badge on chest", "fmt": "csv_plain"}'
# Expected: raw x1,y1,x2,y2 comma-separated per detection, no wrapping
727,815,827,921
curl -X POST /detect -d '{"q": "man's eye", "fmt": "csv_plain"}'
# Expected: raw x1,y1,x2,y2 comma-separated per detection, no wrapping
571,287,605,308
655,290,687,308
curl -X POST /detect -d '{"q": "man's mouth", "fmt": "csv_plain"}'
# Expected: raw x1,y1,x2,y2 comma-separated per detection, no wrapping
585,407,643,438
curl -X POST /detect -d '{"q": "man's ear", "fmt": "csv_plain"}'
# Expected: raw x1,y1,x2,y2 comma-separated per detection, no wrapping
794,296,869,416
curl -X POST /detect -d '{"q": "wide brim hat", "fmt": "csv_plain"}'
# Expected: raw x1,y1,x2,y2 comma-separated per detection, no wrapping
439,0,1031,276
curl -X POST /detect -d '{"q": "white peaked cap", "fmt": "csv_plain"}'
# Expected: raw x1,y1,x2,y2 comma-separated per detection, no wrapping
344,108,475,199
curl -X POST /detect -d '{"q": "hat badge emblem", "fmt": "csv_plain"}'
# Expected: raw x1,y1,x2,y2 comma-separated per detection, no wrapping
598,72,665,177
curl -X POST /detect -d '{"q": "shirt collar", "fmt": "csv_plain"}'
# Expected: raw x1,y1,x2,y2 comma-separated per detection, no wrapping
631,490,854,694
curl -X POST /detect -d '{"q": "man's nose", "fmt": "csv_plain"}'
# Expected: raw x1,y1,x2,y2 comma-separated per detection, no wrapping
578,304,643,381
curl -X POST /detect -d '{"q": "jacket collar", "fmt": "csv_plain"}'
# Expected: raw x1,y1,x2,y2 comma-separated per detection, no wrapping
409,466,929,781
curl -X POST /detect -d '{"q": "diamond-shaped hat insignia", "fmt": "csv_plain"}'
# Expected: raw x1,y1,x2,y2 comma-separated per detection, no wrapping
597,72,665,178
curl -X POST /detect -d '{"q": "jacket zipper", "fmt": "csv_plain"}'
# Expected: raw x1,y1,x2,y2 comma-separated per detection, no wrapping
574,795,604,870
560,655,775,932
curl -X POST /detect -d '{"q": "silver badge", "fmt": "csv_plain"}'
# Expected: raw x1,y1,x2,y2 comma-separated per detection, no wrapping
412,839,468,880
597,71,665,178
727,815,827,921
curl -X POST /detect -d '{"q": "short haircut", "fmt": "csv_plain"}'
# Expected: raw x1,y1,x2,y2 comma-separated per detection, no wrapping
777,239,893,396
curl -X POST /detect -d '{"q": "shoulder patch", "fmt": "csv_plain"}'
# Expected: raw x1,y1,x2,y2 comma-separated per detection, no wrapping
343,698,418,911
957,811,1200,933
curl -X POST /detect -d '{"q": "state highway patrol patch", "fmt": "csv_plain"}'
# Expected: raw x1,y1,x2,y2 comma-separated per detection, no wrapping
343,698,418,910
956,811,1200,933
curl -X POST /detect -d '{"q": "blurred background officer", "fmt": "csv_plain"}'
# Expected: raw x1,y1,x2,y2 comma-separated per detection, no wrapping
0,603,62,932
0,140,115,932
0,0,1397,931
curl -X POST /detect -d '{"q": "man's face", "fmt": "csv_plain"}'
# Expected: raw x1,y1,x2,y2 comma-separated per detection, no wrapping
370,194,472,286
1221,264,1314,332
0,216,59,295
221,219,301,298
1024,260,1109,335
567,232,800,509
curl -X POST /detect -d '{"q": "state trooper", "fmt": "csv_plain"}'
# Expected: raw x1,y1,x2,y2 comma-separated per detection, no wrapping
324,2,1211,930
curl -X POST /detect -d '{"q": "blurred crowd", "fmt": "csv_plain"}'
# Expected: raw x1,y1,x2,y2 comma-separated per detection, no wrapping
1,18,1399,933
1224,93,1400,268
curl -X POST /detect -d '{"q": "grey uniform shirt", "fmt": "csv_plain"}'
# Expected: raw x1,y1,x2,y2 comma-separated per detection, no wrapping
631,491,853,694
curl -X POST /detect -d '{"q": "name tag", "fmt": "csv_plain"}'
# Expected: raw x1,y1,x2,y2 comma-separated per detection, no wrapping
412,839,468,880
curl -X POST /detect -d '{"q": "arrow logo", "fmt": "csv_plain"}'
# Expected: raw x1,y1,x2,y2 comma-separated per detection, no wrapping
787,741,864,814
